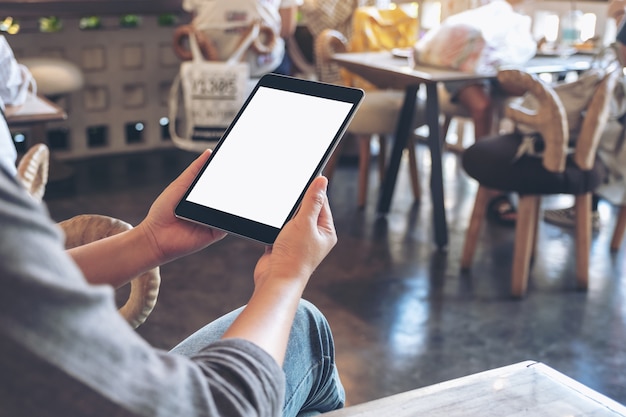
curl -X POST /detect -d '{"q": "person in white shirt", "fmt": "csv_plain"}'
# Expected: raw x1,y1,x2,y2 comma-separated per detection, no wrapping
0,103,17,177
180,0,302,77
543,0,626,230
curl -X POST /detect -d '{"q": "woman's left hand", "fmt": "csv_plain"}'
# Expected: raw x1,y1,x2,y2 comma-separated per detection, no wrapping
138,150,227,265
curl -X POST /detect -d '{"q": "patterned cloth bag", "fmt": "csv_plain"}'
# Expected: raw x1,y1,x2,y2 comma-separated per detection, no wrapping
168,26,254,149
413,1,536,73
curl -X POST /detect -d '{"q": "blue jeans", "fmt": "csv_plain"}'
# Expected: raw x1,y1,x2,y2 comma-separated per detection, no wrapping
170,299,345,417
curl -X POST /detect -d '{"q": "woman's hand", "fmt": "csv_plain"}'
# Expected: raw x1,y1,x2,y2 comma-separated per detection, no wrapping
68,150,226,288
137,150,227,265
221,176,337,365
253,176,337,290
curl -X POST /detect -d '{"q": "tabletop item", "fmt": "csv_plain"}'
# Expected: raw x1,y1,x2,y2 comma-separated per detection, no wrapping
561,8,584,47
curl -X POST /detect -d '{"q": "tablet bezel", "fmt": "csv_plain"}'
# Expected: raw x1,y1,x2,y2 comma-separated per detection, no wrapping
174,73,364,244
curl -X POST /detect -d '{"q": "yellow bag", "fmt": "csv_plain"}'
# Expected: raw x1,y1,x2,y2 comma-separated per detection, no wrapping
349,6,418,53
343,5,418,90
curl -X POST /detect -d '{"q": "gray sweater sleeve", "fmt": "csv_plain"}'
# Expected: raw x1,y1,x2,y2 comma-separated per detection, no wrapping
0,166,285,417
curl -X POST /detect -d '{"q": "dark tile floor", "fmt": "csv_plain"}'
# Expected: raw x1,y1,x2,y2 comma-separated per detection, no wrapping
43,144,626,408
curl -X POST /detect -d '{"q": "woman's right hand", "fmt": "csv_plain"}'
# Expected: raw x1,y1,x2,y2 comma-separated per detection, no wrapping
221,176,336,365
253,176,337,290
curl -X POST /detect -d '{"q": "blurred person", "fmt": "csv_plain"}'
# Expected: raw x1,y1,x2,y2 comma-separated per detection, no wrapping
300,0,371,40
0,103,16,177
543,0,626,230
176,0,302,77
0,34,32,177
442,0,533,226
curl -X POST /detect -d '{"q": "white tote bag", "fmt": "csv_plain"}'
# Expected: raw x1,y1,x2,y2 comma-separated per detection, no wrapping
169,24,256,151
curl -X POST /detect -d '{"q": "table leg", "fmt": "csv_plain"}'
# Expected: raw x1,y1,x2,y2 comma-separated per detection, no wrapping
425,83,448,249
376,83,449,249
376,84,418,215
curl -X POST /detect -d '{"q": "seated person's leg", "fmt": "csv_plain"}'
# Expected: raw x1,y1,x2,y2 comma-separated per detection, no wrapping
462,133,526,226
171,299,345,417
543,194,601,230
454,83,517,225
462,132,524,189
444,80,492,139
455,83,493,141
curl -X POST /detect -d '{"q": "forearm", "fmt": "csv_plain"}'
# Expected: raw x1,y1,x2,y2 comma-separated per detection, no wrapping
67,225,160,288
222,175,334,366
221,277,307,366
279,6,298,38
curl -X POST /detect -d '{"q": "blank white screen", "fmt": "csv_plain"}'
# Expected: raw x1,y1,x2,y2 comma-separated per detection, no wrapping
186,86,354,228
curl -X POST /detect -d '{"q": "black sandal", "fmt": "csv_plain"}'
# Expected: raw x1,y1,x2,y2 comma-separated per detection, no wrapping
487,195,517,226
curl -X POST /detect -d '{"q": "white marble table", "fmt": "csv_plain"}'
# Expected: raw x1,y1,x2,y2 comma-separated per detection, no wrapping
324,361,626,416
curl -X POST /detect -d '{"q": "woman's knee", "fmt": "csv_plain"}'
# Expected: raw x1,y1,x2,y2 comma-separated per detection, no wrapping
284,300,345,415
462,133,522,182
292,300,335,357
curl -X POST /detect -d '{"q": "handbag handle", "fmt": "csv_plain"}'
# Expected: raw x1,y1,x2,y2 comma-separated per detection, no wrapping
167,72,192,151
173,21,273,63
172,24,219,61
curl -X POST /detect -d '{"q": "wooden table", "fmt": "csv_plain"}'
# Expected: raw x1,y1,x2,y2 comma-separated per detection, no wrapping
5,92,70,182
332,51,593,249
324,361,626,416
5,91,66,143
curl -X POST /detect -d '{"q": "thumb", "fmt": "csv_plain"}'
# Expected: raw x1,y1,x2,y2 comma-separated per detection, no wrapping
181,149,211,184
297,176,328,224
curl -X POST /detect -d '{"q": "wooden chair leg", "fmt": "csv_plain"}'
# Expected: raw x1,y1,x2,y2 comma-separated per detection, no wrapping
377,135,387,181
441,114,453,145
531,197,541,263
452,120,467,150
406,138,421,201
575,193,591,291
443,116,471,153
511,195,540,298
461,186,491,270
357,135,372,208
610,205,626,252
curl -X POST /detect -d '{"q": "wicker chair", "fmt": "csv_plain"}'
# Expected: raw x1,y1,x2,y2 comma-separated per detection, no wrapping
16,144,160,327
611,207,626,251
460,67,620,297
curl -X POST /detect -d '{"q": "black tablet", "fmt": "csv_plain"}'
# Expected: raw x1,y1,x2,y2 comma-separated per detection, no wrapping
175,73,364,244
